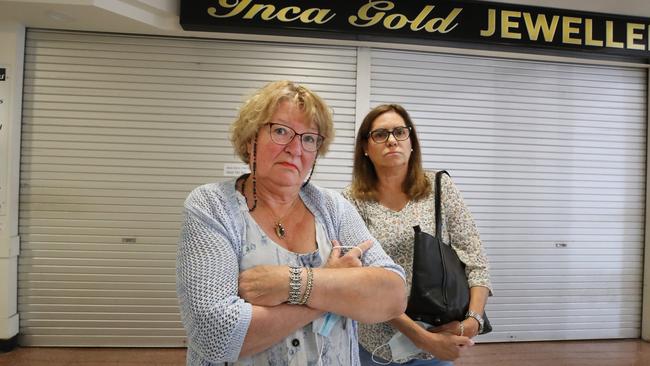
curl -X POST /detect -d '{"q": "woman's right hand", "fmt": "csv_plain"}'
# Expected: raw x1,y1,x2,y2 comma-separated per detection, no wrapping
415,331,473,361
238,265,290,306
325,240,373,268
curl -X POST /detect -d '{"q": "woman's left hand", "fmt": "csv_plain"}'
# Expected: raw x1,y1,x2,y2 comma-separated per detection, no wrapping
461,318,480,338
239,265,289,306
325,239,373,268
431,319,480,338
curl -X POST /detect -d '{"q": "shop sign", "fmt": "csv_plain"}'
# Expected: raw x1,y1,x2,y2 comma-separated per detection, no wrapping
180,0,650,58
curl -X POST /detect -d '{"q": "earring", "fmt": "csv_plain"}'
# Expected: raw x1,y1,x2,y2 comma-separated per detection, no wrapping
302,153,318,188
410,148,413,152
364,152,368,156
248,134,258,212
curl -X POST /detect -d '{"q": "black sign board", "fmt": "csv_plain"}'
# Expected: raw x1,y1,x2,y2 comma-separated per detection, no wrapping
181,0,650,59
0,68,5,81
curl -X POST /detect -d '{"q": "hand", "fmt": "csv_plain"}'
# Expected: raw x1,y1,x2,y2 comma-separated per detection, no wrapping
429,319,479,338
416,330,473,361
428,320,460,335
324,240,373,268
461,317,480,338
238,265,288,306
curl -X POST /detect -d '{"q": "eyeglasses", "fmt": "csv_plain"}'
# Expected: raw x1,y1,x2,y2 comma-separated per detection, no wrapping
267,123,324,152
368,126,411,143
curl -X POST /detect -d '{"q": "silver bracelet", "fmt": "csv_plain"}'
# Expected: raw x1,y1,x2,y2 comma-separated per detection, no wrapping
465,310,485,333
299,267,314,305
287,266,303,305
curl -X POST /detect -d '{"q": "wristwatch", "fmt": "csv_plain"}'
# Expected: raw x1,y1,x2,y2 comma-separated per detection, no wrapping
465,310,484,333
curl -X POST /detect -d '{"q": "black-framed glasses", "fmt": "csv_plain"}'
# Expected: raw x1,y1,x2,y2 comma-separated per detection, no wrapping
368,126,411,143
267,123,324,152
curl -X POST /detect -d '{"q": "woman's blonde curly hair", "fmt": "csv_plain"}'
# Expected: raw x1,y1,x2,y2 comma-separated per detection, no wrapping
230,80,334,163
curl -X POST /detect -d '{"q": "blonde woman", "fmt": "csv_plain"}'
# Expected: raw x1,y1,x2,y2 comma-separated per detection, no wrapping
177,82,407,365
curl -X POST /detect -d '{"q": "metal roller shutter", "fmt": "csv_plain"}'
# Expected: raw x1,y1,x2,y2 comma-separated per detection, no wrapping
18,29,357,346
369,48,647,342
18,28,648,347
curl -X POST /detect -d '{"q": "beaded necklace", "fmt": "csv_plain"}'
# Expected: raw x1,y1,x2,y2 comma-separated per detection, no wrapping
242,174,301,240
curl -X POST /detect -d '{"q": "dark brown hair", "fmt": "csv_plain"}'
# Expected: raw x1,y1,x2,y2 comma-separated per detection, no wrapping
349,104,431,201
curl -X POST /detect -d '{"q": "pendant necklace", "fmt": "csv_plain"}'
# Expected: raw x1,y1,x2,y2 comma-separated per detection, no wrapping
271,197,300,239
242,174,301,239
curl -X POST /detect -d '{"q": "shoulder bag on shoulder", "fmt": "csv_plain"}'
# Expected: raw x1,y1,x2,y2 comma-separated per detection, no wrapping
405,170,492,334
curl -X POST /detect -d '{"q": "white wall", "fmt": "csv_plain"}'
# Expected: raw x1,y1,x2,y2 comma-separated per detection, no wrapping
0,21,24,341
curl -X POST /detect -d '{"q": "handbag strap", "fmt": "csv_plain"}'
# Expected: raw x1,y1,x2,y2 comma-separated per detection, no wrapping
434,170,450,240
435,170,451,306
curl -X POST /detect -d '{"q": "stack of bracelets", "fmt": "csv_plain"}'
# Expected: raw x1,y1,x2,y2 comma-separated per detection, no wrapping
287,266,314,305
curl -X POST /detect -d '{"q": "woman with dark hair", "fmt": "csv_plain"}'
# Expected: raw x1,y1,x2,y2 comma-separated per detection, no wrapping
177,83,407,365
343,104,492,366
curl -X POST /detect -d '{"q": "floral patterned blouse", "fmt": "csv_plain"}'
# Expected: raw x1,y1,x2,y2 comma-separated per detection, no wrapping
342,171,492,361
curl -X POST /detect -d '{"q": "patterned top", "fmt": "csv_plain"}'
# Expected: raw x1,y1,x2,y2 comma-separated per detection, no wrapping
342,171,492,362
177,178,406,365
236,213,352,366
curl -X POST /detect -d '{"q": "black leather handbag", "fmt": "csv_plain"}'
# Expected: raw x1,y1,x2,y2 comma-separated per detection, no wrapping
405,170,492,334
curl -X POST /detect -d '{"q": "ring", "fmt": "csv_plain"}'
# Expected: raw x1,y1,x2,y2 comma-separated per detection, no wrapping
349,246,363,257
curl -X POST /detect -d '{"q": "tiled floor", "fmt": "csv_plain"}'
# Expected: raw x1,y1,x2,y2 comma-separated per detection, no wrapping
0,339,648,365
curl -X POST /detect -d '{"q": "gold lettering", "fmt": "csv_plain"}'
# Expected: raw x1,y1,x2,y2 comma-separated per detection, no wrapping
584,19,603,46
384,13,407,29
244,4,275,20
501,11,522,39
562,17,582,45
481,8,496,36
410,5,435,31
207,0,250,18
349,2,460,33
426,8,462,33
627,23,646,50
299,8,335,24
523,13,558,42
349,1,393,27
275,6,300,22
606,20,624,48
208,1,335,25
